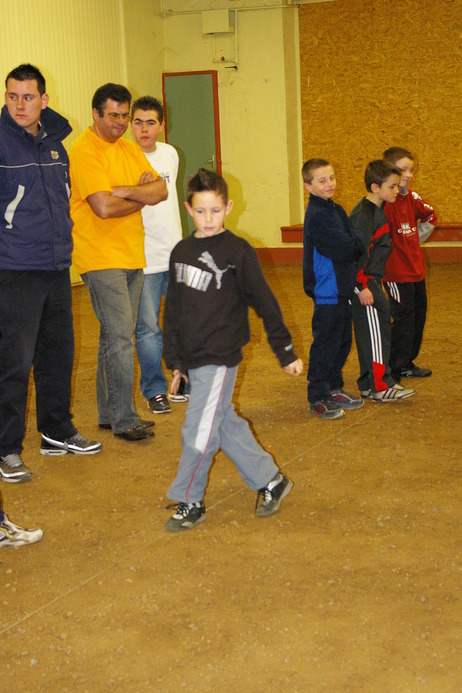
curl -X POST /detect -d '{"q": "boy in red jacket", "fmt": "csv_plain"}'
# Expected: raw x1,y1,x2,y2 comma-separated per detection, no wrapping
382,147,436,381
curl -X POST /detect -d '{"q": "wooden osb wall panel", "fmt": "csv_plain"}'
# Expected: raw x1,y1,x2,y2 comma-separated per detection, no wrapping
299,0,462,221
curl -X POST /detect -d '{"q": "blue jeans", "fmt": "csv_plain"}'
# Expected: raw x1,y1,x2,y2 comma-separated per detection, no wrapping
0,269,76,455
82,269,144,433
135,271,169,399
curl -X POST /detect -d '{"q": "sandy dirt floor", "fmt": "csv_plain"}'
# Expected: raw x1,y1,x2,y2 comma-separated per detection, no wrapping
1,262,461,692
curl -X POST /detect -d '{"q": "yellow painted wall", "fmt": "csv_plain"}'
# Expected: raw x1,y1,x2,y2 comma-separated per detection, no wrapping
0,0,304,267
0,0,127,145
160,2,304,247
0,0,165,283
299,0,462,222
123,0,164,100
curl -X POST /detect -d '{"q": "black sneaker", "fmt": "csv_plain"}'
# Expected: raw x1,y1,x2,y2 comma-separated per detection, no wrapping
99,419,154,431
148,394,171,414
164,501,206,532
255,472,293,517
40,432,102,456
400,362,432,378
310,399,345,419
0,454,31,483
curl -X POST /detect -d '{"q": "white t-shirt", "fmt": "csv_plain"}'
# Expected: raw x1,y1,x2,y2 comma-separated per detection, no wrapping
141,142,183,274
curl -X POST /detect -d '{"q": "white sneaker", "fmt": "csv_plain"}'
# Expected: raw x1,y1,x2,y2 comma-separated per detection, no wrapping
372,385,415,401
167,392,190,403
0,515,43,548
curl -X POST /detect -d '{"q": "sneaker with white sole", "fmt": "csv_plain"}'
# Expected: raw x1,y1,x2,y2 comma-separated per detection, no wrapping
148,394,171,414
0,454,31,483
168,392,190,403
0,515,43,548
330,389,364,410
40,432,102,456
168,376,190,402
310,399,345,419
372,384,415,401
255,472,293,517
164,501,206,532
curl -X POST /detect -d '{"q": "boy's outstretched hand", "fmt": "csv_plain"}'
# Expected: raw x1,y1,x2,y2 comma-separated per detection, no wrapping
283,358,304,376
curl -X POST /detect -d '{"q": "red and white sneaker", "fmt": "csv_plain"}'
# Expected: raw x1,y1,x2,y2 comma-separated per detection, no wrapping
330,389,364,410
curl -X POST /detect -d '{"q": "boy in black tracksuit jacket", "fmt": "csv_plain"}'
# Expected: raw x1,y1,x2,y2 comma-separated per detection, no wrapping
349,159,415,402
302,158,365,420
163,168,303,532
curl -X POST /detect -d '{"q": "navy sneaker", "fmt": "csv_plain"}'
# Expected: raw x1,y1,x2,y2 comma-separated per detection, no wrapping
310,399,345,419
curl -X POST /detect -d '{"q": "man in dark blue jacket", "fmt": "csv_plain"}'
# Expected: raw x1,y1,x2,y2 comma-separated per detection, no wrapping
0,64,101,485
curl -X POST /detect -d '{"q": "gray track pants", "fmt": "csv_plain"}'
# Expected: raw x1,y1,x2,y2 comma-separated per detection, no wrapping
167,365,278,504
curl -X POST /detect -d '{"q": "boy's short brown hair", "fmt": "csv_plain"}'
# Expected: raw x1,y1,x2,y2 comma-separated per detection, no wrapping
186,168,228,205
383,147,414,164
302,158,331,185
364,160,402,192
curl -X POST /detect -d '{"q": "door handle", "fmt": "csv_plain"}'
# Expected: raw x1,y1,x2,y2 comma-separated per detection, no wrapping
205,154,215,171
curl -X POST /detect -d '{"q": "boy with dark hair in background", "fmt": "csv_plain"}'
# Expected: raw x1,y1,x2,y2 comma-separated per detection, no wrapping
163,168,303,531
382,147,436,380
131,96,186,415
302,158,365,420
350,160,415,401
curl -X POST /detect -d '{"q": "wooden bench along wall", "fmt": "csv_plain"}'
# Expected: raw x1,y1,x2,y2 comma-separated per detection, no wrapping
255,223,462,265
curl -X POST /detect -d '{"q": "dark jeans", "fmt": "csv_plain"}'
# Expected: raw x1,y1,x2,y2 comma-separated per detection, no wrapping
307,300,352,403
0,269,76,456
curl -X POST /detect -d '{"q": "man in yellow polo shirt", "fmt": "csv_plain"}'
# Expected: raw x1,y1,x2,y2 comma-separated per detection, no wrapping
70,83,167,441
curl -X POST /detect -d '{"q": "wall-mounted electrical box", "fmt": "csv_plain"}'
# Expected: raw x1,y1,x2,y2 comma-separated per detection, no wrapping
201,9,235,34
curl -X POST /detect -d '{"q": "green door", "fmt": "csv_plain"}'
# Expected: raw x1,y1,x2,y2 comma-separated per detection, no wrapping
162,71,221,235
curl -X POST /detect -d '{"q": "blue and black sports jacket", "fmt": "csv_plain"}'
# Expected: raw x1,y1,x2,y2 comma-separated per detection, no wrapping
0,104,73,270
303,194,364,305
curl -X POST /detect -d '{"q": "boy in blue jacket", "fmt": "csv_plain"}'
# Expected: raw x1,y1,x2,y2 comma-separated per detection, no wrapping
302,158,365,420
